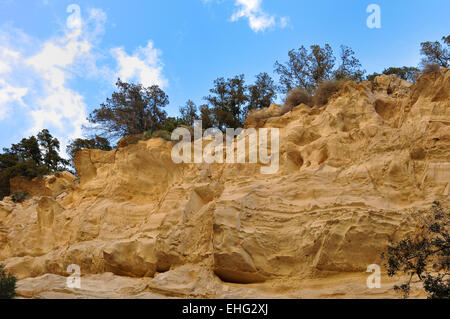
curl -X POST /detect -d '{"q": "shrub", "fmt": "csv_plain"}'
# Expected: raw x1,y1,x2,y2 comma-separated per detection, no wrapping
421,63,441,75
366,72,381,82
313,80,344,106
382,66,420,82
150,130,172,141
0,264,17,299
143,130,152,140
11,191,29,203
383,201,449,299
116,134,142,148
143,130,172,142
281,88,312,115
246,108,277,125
246,109,267,123
66,136,112,167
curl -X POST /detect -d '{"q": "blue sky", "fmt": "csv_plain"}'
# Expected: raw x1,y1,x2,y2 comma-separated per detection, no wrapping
0,0,449,154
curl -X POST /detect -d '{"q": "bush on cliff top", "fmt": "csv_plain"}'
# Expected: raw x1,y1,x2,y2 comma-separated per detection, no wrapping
313,80,344,106
281,87,313,115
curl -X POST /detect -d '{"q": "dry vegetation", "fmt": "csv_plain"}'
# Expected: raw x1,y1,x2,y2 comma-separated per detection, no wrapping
312,80,344,106
280,88,313,115
421,63,441,75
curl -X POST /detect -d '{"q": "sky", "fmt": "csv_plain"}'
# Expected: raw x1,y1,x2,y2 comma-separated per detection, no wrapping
0,0,449,154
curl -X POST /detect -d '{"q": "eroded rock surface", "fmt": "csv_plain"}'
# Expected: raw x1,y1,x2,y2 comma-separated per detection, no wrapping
1,71,449,298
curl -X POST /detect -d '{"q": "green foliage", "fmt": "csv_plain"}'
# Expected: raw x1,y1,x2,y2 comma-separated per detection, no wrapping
420,35,449,68
366,72,381,82
66,136,112,165
382,66,420,82
274,44,364,94
199,73,278,130
0,264,17,299
366,34,448,82
162,117,186,134
0,129,67,200
11,191,29,203
199,104,215,129
247,72,277,112
274,46,312,93
367,66,420,82
308,44,336,86
143,129,172,142
149,130,172,141
204,74,248,131
179,100,199,127
383,201,450,299
37,129,69,172
333,46,366,82
87,79,168,139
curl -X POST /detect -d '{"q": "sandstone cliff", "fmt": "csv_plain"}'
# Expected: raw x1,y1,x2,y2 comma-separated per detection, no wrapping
1,71,449,298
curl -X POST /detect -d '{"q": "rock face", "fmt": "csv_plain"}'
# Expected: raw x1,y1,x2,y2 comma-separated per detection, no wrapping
1,71,449,298
10,172,76,197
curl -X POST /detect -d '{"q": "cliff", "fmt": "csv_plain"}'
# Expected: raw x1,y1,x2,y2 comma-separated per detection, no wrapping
1,70,449,298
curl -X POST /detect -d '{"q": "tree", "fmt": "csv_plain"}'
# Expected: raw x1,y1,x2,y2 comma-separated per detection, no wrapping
179,100,199,126
443,35,450,46
275,44,362,94
0,130,67,200
87,79,169,139
0,264,16,299
333,45,366,81
199,104,216,129
366,66,420,82
66,136,112,164
247,72,277,112
381,66,420,82
10,136,42,165
420,35,449,68
37,129,69,172
308,44,335,85
383,201,449,299
204,74,248,131
274,46,314,93
162,117,185,133
366,72,381,82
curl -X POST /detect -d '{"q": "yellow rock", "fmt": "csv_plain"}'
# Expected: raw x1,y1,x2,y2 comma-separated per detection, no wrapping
1,71,449,298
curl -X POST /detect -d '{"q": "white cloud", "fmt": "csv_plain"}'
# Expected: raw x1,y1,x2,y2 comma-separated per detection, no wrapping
22,4,100,140
0,46,27,120
111,41,168,88
0,79,28,120
280,16,290,28
0,4,167,155
0,4,107,156
230,0,288,32
0,48,20,74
